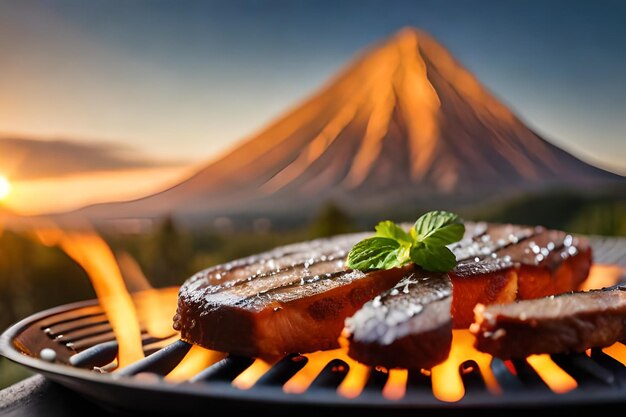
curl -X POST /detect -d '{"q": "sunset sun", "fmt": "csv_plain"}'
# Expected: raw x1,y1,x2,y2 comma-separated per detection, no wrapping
0,176,11,200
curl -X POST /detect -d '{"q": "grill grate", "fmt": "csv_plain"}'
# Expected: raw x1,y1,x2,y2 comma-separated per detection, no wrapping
2,293,626,414
1,236,626,414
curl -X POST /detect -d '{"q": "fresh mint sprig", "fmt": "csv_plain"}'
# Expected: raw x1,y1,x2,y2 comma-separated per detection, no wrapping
346,211,465,273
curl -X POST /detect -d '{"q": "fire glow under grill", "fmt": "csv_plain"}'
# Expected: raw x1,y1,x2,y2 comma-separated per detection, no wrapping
1,233,626,413
3,292,626,413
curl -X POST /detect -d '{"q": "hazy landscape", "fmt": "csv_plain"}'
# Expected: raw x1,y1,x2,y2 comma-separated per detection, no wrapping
64,29,622,226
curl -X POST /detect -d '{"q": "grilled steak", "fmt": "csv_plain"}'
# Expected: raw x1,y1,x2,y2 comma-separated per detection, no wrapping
174,222,591,361
343,271,453,370
472,286,626,359
451,224,592,326
173,233,412,358
343,224,591,368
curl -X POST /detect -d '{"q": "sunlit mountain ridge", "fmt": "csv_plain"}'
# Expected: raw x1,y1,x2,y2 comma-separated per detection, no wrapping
71,28,622,224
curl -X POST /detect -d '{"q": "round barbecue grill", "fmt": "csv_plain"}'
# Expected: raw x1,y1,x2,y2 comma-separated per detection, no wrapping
1,237,626,415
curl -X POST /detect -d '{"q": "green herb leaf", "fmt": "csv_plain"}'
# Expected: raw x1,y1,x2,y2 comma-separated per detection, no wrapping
346,210,465,273
409,243,457,272
374,220,412,244
413,210,464,246
346,237,404,271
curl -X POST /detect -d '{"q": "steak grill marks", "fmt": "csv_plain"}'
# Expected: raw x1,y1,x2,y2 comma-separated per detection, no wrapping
472,286,626,359
342,224,590,368
174,222,590,359
184,223,540,308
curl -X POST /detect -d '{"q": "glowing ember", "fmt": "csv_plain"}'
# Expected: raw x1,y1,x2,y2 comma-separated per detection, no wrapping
238,331,518,401
382,369,408,400
35,228,144,367
231,359,274,389
431,330,500,402
337,359,370,399
580,264,624,291
165,345,224,382
283,349,344,394
526,355,577,393
603,342,626,366
282,348,369,397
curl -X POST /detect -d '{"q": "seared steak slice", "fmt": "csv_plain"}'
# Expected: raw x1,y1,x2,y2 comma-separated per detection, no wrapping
173,233,411,359
498,229,592,300
450,259,518,327
345,259,515,369
343,224,591,368
472,286,626,359
452,226,591,326
344,271,452,370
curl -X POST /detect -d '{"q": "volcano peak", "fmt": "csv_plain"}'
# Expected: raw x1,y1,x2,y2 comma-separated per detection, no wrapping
75,28,621,222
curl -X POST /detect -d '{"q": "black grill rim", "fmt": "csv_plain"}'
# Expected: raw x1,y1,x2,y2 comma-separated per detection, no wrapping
2,294,626,414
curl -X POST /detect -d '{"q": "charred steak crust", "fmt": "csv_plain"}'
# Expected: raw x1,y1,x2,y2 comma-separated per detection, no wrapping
174,223,591,362
471,286,626,359
344,271,453,370
173,232,410,358
343,224,591,369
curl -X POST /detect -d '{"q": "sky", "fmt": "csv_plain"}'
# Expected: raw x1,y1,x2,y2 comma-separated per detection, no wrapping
0,0,625,213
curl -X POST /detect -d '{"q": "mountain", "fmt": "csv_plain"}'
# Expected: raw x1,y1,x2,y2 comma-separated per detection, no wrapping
76,27,622,224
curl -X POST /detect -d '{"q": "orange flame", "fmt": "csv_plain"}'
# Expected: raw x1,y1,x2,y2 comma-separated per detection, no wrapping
165,345,225,382
283,349,343,394
131,288,180,339
239,332,502,401
526,355,577,393
580,264,624,291
232,359,274,389
431,329,500,402
603,342,626,366
35,227,144,367
281,348,369,397
116,252,179,338
382,369,408,400
337,356,370,398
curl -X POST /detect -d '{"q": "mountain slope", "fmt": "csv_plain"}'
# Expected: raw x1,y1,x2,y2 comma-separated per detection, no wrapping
77,28,621,221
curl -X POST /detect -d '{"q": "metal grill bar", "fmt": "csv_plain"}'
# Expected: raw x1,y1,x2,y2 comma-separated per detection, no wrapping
54,323,115,343
490,358,524,391
43,315,108,337
460,360,487,392
551,353,615,387
190,356,255,383
37,307,104,329
591,348,626,383
308,359,349,389
254,354,308,387
69,340,119,368
33,297,626,402
116,340,192,377
509,359,551,390
362,367,389,395
406,369,431,393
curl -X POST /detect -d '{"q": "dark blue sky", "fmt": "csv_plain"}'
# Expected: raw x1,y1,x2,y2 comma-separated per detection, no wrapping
1,0,625,173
